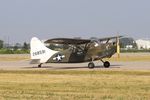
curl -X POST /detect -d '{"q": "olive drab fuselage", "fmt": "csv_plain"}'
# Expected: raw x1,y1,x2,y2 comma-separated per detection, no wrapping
46,42,117,63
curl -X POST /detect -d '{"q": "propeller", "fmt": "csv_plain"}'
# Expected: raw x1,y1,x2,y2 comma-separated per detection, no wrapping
117,36,120,58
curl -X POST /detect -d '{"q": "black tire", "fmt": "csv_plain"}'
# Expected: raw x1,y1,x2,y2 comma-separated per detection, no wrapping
88,62,95,69
38,64,42,68
103,61,110,68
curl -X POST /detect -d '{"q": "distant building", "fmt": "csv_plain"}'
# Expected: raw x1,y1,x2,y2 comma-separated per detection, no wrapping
136,39,150,50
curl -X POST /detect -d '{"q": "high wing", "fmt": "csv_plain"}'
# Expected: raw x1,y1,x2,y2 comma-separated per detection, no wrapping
44,36,122,44
44,38,91,44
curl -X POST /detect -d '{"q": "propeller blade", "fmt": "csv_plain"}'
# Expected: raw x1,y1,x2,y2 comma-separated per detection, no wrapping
117,36,120,58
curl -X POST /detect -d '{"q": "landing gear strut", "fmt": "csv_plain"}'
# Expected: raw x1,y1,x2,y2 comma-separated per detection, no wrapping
88,60,110,69
38,63,42,68
88,62,95,69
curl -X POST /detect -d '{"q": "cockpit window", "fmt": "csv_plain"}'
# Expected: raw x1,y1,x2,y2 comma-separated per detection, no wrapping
46,43,69,51
46,43,86,53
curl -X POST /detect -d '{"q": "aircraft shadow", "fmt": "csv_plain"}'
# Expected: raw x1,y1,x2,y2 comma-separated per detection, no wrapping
23,64,121,70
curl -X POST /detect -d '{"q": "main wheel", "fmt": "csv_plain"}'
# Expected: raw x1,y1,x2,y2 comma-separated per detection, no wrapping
103,61,110,68
88,62,95,69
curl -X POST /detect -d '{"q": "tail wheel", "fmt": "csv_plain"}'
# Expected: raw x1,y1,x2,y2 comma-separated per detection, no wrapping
88,62,95,69
103,61,110,68
38,63,42,68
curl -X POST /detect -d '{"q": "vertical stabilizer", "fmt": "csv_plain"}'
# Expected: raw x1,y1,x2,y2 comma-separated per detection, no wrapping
30,37,58,63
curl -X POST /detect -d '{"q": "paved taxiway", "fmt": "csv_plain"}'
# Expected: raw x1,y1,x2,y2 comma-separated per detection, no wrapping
0,60,150,70
0,53,149,70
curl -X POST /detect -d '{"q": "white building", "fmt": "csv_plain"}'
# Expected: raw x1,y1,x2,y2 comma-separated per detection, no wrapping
136,39,150,49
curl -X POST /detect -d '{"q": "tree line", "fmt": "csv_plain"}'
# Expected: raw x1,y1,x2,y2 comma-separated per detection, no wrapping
0,40,30,54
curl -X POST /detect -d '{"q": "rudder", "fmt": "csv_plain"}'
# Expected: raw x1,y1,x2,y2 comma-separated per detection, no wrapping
30,37,58,63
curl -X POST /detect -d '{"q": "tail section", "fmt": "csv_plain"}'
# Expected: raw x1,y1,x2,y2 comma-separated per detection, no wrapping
30,37,58,64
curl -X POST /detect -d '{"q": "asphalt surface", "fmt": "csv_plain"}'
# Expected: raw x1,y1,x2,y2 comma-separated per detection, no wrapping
0,60,150,70
0,53,149,70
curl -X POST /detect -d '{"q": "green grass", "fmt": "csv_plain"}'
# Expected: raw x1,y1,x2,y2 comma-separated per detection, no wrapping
0,49,29,54
0,70,150,100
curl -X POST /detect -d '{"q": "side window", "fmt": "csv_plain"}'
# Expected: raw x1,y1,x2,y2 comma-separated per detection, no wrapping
46,44,69,51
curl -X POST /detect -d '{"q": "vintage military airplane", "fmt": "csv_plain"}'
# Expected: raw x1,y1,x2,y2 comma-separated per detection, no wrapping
30,36,121,68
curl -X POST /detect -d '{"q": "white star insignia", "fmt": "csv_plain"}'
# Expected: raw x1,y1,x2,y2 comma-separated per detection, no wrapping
53,54,65,62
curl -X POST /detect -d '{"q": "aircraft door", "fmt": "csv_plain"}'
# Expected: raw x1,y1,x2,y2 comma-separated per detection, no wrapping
68,45,85,63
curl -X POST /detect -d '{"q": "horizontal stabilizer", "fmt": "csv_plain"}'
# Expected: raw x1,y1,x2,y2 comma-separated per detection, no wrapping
30,59,40,64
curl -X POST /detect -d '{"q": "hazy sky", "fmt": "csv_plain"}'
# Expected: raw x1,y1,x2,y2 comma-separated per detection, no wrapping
0,0,150,44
